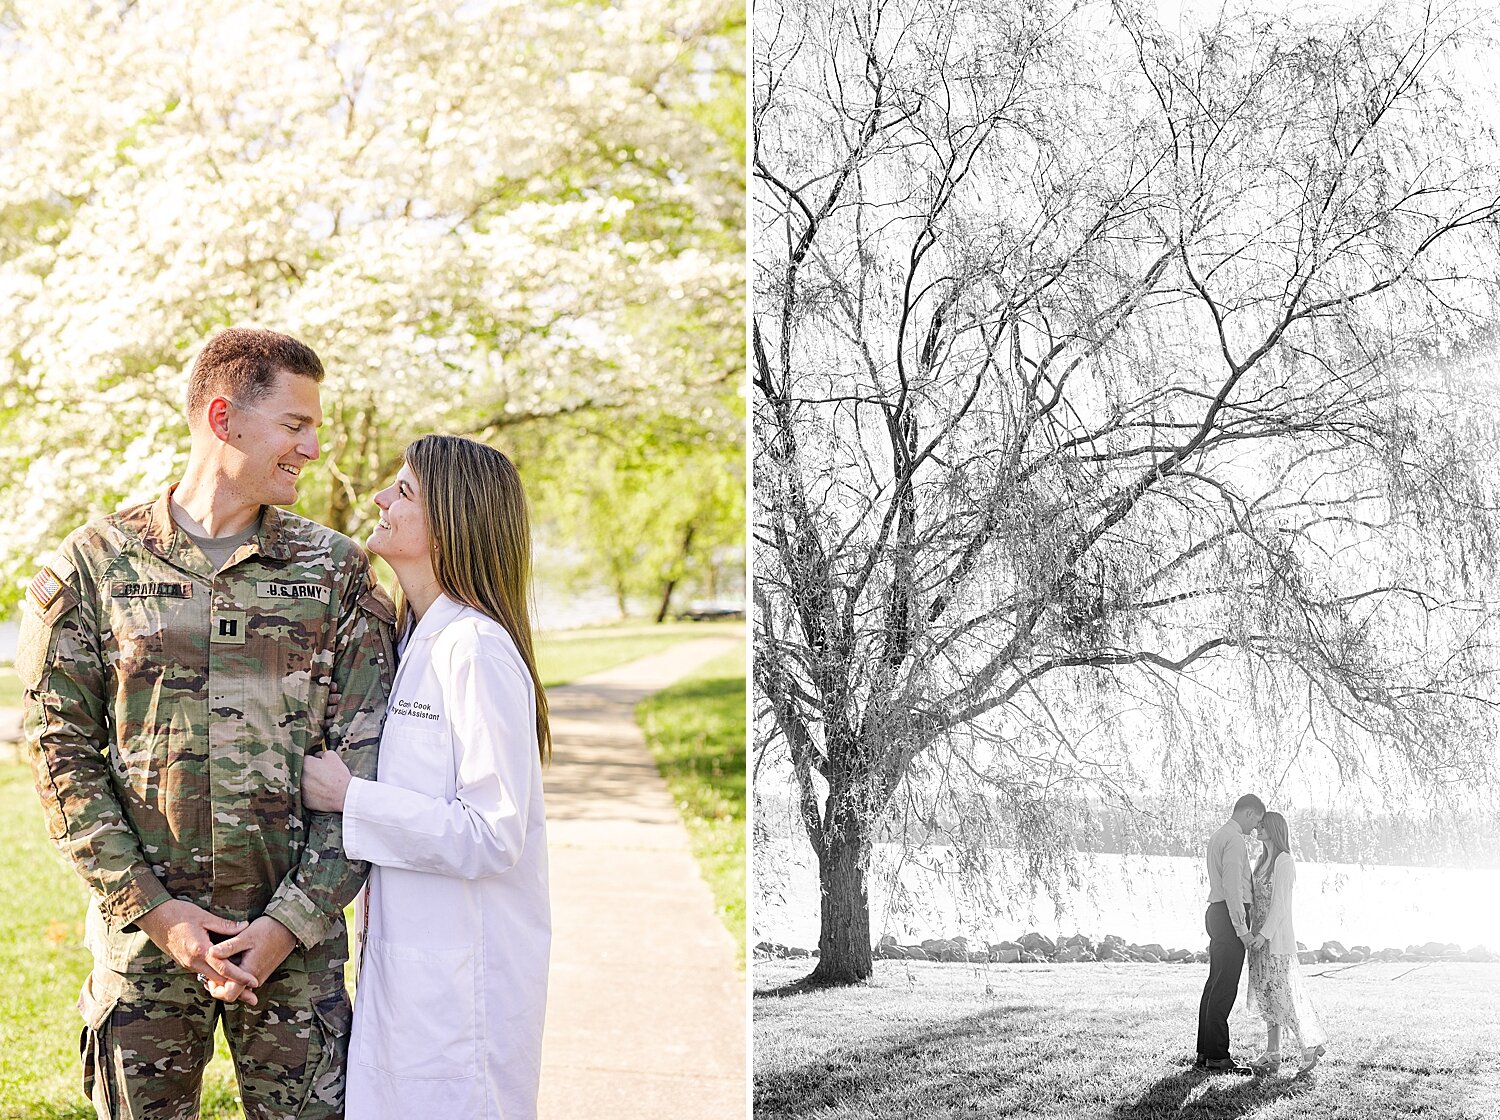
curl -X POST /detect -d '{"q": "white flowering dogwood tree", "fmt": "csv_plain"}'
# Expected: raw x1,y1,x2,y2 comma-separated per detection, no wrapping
0,0,743,615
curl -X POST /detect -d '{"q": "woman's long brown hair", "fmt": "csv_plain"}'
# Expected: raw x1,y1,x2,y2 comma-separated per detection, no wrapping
403,434,551,764
1253,810,1292,878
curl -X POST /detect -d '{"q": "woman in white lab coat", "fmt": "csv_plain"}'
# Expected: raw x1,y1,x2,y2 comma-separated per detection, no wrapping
1246,811,1327,1075
301,434,551,1120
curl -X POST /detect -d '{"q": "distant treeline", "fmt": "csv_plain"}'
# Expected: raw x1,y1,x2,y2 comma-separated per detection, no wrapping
757,793,1500,869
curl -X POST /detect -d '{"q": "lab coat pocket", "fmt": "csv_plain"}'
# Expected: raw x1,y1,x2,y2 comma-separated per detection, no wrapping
357,936,478,1081
378,726,453,799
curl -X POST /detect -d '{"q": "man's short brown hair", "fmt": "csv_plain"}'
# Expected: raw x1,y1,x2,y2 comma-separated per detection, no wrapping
1233,793,1266,816
186,328,324,417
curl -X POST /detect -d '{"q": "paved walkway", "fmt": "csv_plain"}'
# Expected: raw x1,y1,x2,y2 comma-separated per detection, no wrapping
539,635,747,1120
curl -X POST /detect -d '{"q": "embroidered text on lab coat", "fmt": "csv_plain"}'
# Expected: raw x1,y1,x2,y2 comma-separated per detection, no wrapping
392,698,444,722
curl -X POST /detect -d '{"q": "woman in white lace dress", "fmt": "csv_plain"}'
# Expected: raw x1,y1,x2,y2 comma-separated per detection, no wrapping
1247,811,1328,1073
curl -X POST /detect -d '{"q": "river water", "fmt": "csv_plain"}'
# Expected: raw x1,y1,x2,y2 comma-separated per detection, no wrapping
756,839,1500,953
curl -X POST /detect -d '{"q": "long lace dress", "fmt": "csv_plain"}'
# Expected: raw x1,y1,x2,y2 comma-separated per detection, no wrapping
1247,858,1328,1053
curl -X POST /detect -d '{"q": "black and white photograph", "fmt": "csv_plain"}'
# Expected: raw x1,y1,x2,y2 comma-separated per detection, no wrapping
752,1,1500,1116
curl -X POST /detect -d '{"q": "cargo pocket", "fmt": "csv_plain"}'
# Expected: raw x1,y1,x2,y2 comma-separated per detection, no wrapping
77,969,122,1117
300,983,354,1115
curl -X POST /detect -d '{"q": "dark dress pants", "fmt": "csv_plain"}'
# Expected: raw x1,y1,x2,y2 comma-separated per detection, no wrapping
1196,901,1248,1061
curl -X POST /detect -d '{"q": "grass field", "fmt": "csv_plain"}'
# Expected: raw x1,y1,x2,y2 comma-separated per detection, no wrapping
754,959,1500,1119
0,619,744,1117
535,619,741,688
638,641,747,968
0,667,21,708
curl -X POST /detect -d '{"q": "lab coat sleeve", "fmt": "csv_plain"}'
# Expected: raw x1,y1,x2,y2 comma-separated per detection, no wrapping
1262,853,1294,949
343,646,537,879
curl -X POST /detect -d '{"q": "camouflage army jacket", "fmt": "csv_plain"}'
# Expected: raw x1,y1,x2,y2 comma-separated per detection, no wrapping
19,488,396,973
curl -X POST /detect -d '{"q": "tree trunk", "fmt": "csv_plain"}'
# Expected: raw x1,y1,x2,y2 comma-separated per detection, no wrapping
327,461,350,534
654,523,697,623
807,823,874,985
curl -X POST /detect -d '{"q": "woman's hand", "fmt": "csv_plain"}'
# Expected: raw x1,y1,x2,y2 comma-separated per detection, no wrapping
302,750,354,812
1251,932,1267,950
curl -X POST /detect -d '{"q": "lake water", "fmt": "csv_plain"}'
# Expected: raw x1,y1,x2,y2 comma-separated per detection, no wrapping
756,839,1500,953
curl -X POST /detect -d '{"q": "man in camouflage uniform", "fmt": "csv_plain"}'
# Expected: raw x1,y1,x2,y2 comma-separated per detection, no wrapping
19,328,396,1119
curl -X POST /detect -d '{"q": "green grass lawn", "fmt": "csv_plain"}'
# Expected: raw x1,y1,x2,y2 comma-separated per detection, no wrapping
0,667,21,709
754,958,1500,1119
535,619,742,688
637,641,747,969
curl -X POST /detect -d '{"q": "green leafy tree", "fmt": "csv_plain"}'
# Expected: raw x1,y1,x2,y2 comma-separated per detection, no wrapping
518,408,745,619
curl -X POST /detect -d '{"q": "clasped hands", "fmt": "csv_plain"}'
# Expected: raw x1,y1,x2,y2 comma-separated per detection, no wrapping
1241,929,1268,950
135,753,355,1005
134,753,353,1005
137,899,297,1008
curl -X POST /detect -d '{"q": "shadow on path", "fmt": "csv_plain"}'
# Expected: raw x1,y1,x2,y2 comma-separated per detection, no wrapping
539,636,744,1120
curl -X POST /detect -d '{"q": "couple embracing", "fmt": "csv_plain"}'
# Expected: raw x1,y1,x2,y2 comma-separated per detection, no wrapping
20,328,549,1119
1196,793,1328,1076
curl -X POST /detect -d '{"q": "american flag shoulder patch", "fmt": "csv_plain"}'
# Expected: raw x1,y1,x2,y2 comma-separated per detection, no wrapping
28,566,65,610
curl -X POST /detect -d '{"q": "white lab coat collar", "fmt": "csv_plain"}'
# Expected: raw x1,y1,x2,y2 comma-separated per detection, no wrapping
405,591,470,647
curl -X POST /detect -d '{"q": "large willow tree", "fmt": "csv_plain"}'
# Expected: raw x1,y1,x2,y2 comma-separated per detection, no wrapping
754,0,1500,985
0,0,743,614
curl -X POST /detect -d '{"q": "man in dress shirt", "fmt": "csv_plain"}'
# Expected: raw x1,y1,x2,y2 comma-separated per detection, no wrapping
1196,793,1265,1072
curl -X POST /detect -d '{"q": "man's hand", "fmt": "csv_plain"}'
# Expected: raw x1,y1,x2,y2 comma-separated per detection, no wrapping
136,899,257,995
302,749,353,812
204,916,298,1008
1239,930,1255,949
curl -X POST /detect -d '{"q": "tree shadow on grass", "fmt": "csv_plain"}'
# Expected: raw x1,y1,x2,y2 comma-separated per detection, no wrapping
755,983,1328,1120
754,1001,1053,1118
755,973,828,1000
1110,1064,1315,1119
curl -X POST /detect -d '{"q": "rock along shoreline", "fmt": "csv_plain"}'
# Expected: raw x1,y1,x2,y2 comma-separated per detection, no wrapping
754,931,1499,966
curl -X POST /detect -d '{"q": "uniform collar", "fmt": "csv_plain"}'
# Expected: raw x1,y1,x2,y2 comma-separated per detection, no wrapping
257,504,293,559
142,485,295,567
406,591,471,645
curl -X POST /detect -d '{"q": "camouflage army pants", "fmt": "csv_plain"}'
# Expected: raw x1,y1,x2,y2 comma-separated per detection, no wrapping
77,963,351,1120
